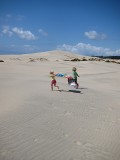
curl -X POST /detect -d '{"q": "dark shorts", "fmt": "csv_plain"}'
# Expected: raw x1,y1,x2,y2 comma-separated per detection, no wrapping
51,80,56,85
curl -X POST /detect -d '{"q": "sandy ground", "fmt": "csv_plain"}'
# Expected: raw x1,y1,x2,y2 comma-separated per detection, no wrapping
0,51,120,160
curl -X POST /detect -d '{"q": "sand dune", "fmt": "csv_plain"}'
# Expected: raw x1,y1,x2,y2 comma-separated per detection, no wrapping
0,50,85,62
0,50,120,160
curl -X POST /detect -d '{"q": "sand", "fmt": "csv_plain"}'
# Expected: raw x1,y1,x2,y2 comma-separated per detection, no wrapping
0,51,120,160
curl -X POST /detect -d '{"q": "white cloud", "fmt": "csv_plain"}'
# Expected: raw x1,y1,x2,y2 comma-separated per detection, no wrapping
12,27,36,40
1,26,37,40
2,25,13,37
38,29,48,36
85,30,107,40
57,42,120,56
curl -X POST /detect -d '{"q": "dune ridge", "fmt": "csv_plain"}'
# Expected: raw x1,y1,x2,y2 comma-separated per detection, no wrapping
1,50,120,64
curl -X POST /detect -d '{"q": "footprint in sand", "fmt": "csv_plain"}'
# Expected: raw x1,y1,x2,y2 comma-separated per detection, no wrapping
63,133,69,137
74,140,82,146
89,106,96,110
64,111,72,116
33,138,38,142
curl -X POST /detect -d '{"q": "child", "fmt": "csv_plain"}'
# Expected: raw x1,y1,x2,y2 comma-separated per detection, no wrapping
50,71,59,91
72,67,79,89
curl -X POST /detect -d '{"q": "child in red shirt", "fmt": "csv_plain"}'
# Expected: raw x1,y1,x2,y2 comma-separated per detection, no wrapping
50,72,59,91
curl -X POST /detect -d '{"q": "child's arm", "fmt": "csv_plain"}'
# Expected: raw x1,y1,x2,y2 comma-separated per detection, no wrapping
76,72,79,77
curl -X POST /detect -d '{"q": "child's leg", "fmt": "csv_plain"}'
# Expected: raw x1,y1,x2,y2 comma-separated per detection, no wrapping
54,81,59,90
54,84,59,89
68,78,70,84
56,85,59,89
51,81,54,91
51,84,53,91
76,83,79,89
75,79,79,89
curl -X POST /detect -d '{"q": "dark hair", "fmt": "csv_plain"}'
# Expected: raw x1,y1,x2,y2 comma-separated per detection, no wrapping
72,67,76,71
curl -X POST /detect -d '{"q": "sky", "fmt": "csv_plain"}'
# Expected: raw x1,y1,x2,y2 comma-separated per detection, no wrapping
0,0,120,56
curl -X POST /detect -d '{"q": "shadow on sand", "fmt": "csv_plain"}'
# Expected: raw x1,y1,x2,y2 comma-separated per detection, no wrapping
78,87,87,90
68,90,81,93
56,89,82,94
54,87,87,94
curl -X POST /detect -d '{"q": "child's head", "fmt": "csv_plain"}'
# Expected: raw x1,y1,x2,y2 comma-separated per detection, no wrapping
50,71,54,74
72,67,76,71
